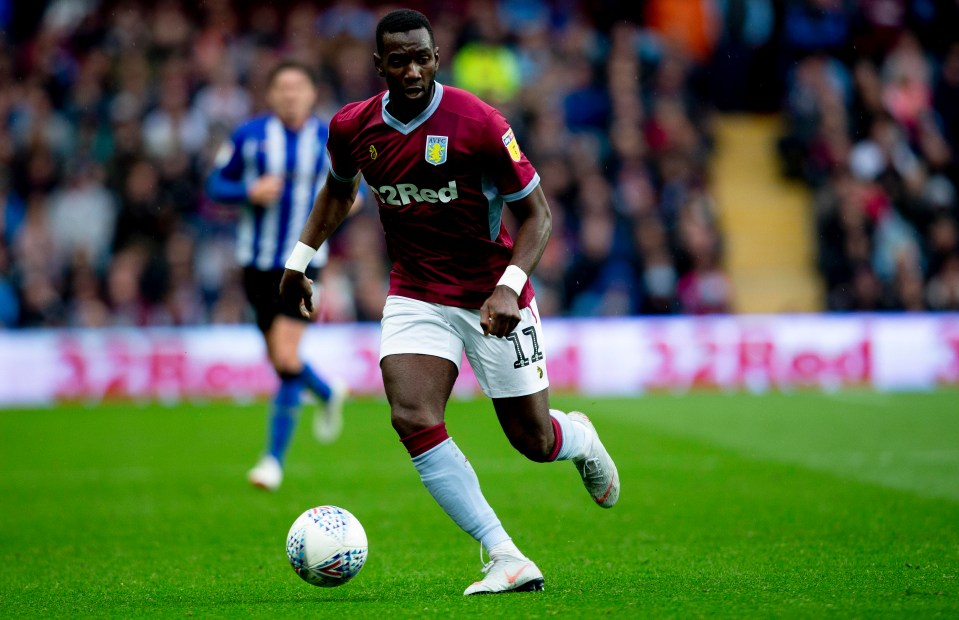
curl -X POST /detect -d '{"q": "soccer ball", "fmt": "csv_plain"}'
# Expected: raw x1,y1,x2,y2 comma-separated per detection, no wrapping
285,505,368,587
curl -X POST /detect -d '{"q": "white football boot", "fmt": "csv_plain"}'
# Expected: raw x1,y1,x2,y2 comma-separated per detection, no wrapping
312,379,348,444
247,455,282,491
463,551,545,595
568,412,620,508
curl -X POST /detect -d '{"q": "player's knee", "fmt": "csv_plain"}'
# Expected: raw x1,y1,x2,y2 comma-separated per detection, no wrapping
389,404,437,438
269,351,301,376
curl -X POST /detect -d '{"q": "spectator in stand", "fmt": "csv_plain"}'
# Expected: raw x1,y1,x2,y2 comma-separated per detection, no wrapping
927,253,959,310
46,162,115,272
632,215,679,314
781,0,852,62
935,43,959,155
708,0,776,111
643,0,721,65
192,64,252,135
563,208,640,316
142,69,209,161
675,194,732,314
451,4,522,105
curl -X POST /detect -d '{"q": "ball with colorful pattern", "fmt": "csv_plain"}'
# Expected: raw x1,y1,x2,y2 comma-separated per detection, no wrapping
285,505,368,587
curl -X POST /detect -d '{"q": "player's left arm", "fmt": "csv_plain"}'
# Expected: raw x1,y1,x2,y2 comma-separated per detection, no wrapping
480,185,551,338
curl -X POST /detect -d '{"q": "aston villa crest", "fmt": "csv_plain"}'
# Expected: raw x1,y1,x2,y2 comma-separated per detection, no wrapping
425,135,448,166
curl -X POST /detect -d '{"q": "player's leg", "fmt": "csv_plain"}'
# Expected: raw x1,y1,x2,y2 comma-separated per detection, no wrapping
267,314,346,444
492,392,620,509
379,296,543,595
275,266,347,441
458,298,620,508
245,316,313,491
245,268,338,491
242,268,290,490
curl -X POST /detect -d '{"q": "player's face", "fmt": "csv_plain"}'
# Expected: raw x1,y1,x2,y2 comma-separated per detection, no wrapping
267,69,317,128
374,28,439,107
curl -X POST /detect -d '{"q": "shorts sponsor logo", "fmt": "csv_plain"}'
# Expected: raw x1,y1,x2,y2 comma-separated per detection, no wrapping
370,181,459,206
502,128,521,162
425,135,448,166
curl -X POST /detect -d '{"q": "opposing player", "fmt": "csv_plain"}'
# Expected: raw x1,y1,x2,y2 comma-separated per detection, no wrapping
206,60,348,492
279,10,619,593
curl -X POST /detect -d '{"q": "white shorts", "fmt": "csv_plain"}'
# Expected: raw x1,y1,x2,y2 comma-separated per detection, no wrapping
379,295,550,399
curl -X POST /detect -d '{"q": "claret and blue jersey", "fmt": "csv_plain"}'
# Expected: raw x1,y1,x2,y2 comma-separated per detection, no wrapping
326,82,540,310
206,114,331,271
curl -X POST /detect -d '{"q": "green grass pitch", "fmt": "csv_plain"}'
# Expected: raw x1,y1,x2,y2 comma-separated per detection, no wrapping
1,391,958,618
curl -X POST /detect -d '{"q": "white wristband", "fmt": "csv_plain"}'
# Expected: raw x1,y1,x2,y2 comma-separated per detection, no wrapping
496,265,528,296
284,241,317,273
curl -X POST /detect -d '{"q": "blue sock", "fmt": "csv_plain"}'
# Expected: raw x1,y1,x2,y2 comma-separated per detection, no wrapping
267,373,304,463
300,363,332,401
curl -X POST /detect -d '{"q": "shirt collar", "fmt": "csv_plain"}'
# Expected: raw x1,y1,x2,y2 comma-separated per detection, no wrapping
381,82,444,135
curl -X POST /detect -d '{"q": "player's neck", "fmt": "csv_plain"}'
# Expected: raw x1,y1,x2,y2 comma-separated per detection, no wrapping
386,83,435,124
277,114,310,131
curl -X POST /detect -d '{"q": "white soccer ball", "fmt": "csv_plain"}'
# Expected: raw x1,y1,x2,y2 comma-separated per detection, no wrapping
285,505,368,587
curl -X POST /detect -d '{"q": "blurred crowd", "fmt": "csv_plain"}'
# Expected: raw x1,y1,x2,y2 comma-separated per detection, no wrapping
1,0,768,328
778,0,959,312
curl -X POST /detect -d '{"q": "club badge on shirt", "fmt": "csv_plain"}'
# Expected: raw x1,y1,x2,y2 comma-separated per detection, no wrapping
425,135,448,166
502,128,522,162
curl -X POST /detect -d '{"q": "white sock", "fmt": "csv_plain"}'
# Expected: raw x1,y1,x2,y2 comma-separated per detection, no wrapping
487,539,525,560
549,409,591,461
411,438,511,551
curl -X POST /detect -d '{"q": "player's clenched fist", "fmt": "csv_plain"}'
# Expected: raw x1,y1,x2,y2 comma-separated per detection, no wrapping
279,269,314,318
480,287,521,338
247,174,284,206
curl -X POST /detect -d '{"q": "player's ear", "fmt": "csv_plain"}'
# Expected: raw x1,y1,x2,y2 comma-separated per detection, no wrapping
434,47,440,69
372,53,384,77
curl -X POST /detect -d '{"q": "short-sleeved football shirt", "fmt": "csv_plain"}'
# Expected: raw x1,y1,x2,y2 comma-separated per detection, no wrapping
326,82,540,309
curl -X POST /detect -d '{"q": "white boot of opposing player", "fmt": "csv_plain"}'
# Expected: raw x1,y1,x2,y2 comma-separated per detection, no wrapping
568,412,620,508
463,542,544,595
248,455,283,491
312,379,347,444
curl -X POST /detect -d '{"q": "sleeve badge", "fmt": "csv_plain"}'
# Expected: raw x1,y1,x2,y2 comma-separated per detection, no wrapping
502,128,522,163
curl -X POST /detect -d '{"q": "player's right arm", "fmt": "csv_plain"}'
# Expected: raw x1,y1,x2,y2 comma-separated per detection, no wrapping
205,125,283,206
205,130,249,204
279,111,362,317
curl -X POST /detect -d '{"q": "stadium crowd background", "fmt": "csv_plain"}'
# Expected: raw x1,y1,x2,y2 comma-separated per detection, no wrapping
0,0,957,328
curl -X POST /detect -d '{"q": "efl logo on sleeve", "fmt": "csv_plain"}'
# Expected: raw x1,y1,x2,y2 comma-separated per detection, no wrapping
214,141,235,167
425,135,448,166
502,128,522,162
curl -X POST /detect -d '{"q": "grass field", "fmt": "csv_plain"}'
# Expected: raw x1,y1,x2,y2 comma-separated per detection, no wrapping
1,391,958,618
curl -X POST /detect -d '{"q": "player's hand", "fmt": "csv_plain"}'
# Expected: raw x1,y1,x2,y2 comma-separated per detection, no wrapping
480,286,521,338
248,175,284,206
279,269,314,318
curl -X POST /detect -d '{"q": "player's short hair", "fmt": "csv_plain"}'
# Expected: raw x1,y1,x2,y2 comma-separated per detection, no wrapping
267,59,318,87
375,9,435,55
